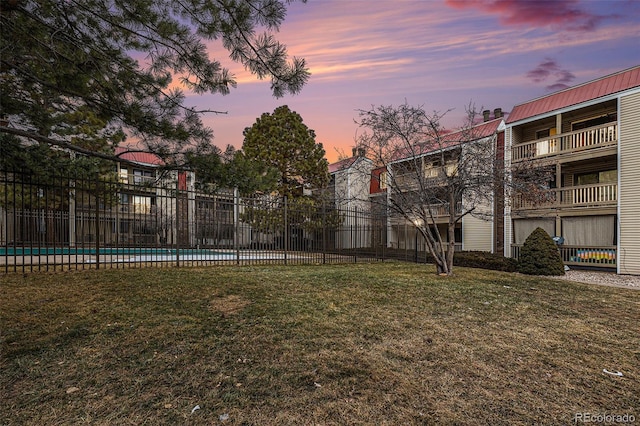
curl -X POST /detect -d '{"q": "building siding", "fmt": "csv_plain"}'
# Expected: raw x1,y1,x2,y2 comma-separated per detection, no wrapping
504,127,513,257
618,91,640,274
462,214,493,252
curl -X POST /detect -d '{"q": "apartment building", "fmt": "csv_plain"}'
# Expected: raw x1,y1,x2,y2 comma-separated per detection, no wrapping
385,116,505,253
504,65,640,274
328,147,374,249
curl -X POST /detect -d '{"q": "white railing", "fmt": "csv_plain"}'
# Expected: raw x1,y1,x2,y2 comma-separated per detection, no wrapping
570,183,617,205
513,182,617,210
512,122,617,162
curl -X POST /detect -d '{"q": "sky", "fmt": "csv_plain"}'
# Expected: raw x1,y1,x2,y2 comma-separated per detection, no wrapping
184,0,640,164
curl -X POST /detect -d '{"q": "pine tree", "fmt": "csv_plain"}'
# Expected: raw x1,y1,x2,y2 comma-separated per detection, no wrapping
0,1,309,165
242,105,329,196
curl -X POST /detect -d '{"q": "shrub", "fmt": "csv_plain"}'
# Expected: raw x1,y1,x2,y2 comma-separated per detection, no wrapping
454,251,519,272
517,227,565,276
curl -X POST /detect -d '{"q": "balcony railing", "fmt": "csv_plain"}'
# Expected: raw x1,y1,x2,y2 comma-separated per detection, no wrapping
430,202,462,217
511,244,616,269
511,122,617,162
513,182,617,210
393,172,449,191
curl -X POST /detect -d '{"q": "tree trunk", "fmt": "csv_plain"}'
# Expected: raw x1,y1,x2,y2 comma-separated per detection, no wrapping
446,225,456,275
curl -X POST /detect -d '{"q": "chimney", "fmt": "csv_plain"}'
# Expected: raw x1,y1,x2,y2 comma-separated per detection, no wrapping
352,147,357,157
493,108,503,119
357,147,366,157
483,110,490,122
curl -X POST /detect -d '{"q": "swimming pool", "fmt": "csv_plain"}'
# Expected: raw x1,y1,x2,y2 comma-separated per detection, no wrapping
0,247,234,256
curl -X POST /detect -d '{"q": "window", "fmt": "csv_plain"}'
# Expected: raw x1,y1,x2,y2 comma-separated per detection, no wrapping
424,161,440,178
445,163,457,177
572,114,617,131
119,168,129,183
379,171,388,190
575,170,616,186
536,129,551,139
535,128,557,156
133,169,153,184
120,219,130,234
132,195,152,214
119,193,130,212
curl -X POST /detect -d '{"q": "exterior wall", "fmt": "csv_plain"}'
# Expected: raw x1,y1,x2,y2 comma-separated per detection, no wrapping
503,127,513,257
331,158,374,249
460,134,496,253
462,213,493,252
618,91,640,274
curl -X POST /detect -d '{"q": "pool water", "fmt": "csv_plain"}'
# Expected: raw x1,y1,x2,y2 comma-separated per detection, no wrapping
0,247,233,256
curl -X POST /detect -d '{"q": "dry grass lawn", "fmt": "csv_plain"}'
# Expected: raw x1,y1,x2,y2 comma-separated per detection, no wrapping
1,263,639,425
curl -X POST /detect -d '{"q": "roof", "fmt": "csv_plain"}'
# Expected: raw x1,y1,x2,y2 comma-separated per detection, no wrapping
391,117,504,163
329,155,370,174
115,146,165,166
507,65,640,124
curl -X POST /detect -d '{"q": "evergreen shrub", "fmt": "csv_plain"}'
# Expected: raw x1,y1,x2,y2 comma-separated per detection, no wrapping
454,251,518,272
517,227,565,276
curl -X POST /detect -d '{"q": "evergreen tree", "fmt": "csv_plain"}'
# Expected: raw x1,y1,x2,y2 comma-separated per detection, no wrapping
242,105,329,196
185,144,278,195
0,0,309,165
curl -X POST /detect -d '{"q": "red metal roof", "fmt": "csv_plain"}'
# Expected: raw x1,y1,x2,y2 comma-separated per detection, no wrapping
115,146,165,166
390,117,503,162
507,66,640,124
328,156,359,174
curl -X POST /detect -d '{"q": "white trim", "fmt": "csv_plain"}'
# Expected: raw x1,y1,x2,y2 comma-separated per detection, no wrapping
616,96,621,274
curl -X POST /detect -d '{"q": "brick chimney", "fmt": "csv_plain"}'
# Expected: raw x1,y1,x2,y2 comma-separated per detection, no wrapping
494,108,503,119
483,110,491,122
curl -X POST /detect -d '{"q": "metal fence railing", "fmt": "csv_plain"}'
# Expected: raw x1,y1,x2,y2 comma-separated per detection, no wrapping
511,244,617,269
2,169,403,272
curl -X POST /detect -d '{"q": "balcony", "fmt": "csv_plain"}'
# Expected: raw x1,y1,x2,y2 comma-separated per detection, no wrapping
511,122,617,162
513,182,617,211
430,202,462,218
393,172,449,191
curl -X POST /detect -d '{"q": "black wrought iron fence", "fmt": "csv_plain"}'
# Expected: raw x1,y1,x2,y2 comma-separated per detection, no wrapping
1,169,404,272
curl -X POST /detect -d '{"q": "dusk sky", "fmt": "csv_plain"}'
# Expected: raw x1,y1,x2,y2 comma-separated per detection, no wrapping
185,0,640,164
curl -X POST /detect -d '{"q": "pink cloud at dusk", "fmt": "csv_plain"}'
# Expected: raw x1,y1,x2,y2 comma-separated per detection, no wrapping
180,0,640,163
445,0,606,31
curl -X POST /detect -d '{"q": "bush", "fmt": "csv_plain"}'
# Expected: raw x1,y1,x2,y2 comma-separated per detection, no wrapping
454,251,519,272
517,227,565,276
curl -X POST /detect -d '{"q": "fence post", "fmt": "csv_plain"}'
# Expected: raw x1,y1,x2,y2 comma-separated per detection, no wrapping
381,213,386,261
175,181,180,267
95,176,100,270
234,187,240,265
322,198,326,264
414,227,418,263
283,195,288,265
69,178,76,249
353,207,357,263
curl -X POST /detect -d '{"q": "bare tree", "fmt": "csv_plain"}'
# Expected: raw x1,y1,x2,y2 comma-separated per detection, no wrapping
355,102,505,275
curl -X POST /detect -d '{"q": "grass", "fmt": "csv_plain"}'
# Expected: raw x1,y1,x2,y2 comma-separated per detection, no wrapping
1,263,639,425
